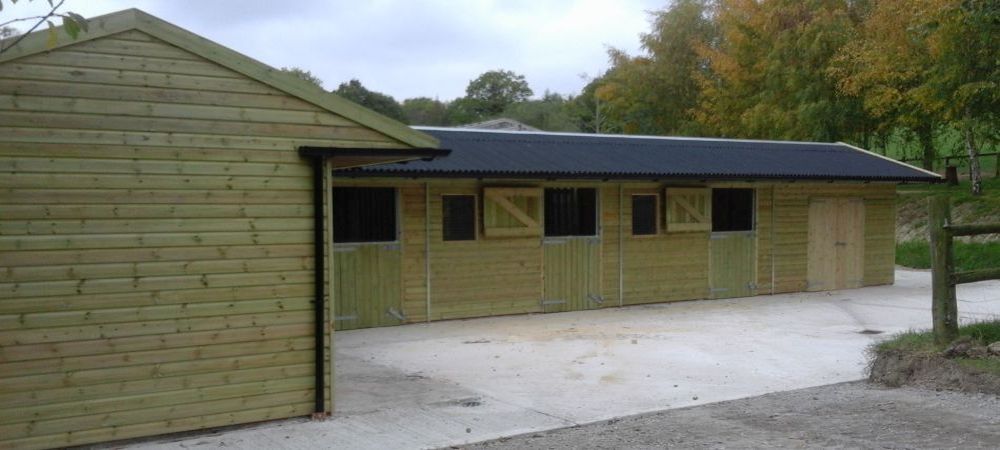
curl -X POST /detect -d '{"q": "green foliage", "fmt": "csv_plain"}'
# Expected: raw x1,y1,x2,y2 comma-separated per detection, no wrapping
895,241,1000,272
596,0,715,135
572,76,618,133
0,0,87,54
463,69,533,119
695,0,868,141
501,91,581,132
335,79,408,123
443,97,480,126
279,67,323,89
401,97,448,126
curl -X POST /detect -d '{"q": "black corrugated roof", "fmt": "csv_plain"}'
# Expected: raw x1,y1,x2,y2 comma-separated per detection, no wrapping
343,127,940,182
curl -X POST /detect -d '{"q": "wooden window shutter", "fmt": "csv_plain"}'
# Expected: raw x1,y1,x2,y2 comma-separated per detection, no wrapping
482,187,542,238
665,187,711,232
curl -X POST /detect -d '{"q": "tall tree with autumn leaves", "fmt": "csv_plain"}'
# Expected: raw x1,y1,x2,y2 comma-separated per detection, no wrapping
596,0,716,135
693,0,869,142
834,0,998,193
592,0,995,193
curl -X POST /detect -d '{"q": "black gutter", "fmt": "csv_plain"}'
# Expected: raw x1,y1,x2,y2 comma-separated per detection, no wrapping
333,170,941,183
299,146,450,160
306,153,326,415
298,146,451,415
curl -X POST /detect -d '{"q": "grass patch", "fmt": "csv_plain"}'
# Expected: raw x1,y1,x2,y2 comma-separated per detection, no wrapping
957,358,1000,374
874,319,1000,355
895,240,1000,271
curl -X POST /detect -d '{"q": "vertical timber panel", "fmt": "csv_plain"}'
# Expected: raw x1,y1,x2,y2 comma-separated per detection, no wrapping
542,237,601,312
709,232,755,299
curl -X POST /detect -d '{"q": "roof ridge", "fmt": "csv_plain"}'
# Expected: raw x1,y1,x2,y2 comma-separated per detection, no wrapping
413,126,840,147
0,8,439,149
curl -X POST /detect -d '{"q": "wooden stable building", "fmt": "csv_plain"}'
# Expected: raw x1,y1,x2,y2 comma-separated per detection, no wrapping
0,8,939,450
0,9,445,449
326,128,940,329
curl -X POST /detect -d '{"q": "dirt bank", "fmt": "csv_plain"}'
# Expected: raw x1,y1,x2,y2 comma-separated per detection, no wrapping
869,349,1000,395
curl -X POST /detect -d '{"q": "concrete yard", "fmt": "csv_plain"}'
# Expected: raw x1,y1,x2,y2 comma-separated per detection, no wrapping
130,269,999,450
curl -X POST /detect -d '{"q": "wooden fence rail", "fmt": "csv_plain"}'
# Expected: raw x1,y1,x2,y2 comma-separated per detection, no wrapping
928,195,1000,344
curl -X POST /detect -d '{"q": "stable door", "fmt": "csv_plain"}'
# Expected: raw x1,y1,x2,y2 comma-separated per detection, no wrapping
807,197,865,291
541,188,603,312
331,187,404,330
709,188,757,299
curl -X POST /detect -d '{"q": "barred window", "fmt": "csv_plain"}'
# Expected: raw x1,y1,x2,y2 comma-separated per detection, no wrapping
631,194,657,235
332,187,397,243
712,188,754,232
442,195,476,241
544,188,597,237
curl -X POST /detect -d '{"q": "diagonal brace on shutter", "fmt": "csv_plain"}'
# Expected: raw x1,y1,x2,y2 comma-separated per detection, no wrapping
673,195,707,223
485,190,539,228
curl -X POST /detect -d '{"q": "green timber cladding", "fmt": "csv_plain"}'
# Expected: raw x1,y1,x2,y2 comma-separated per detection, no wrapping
0,9,438,449
326,128,937,329
327,179,902,328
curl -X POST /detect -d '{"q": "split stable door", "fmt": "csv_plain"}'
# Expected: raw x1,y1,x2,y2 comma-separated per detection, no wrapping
330,187,403,330
707,188,757,299
541,187,602,312
807,197,865,291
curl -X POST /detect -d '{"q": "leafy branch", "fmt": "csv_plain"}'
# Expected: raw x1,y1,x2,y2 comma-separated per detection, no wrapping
0,0,88,55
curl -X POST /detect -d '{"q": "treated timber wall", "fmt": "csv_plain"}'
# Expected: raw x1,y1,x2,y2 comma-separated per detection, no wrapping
0,30,407,449
333,179,896,327
770,183,896,293
617,184,710,305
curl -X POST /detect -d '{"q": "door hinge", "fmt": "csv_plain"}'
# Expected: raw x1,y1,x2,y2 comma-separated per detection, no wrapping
334,314,358,322
587,294,604,305
541,299,567,306
386,307,406,321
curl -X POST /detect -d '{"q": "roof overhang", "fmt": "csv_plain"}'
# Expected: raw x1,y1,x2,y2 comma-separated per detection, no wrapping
298,147,451,169
332,169,937,183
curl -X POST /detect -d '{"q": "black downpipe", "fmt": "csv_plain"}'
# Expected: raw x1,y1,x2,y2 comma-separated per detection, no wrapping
309,155,326,415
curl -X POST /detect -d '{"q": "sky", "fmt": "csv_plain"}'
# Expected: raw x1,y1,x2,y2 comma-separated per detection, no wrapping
5,0,665,101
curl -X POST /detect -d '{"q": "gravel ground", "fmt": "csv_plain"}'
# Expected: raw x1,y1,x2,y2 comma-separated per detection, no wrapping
459,382,1000,449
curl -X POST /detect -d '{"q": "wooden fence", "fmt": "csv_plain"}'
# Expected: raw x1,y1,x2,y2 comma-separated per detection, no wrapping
928,195,1000,343
901,152,1000,177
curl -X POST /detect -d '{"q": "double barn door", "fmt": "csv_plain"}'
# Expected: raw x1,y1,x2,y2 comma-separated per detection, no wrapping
807,197,865,291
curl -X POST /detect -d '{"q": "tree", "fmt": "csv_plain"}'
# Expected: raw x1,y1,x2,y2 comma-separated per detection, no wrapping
502,91,580,132
334,79,408,123
572,74,620,133
279,66,324,89
443,97,479,125
915,0,998,195
0,0,88,55
401,97,448,126
595,0,716,135
831,0,942,170
694,0,869,142
464,69,533,119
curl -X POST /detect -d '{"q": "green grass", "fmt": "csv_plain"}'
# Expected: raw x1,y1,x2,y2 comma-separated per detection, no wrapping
957,358,1000,374
895,240,1000,271
875,319,1000,355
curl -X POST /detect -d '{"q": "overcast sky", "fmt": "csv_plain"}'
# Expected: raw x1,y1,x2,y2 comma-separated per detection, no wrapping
7,0,665,100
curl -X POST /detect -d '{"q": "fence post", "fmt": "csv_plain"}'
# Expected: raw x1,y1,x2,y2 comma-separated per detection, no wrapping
928,195,958,344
